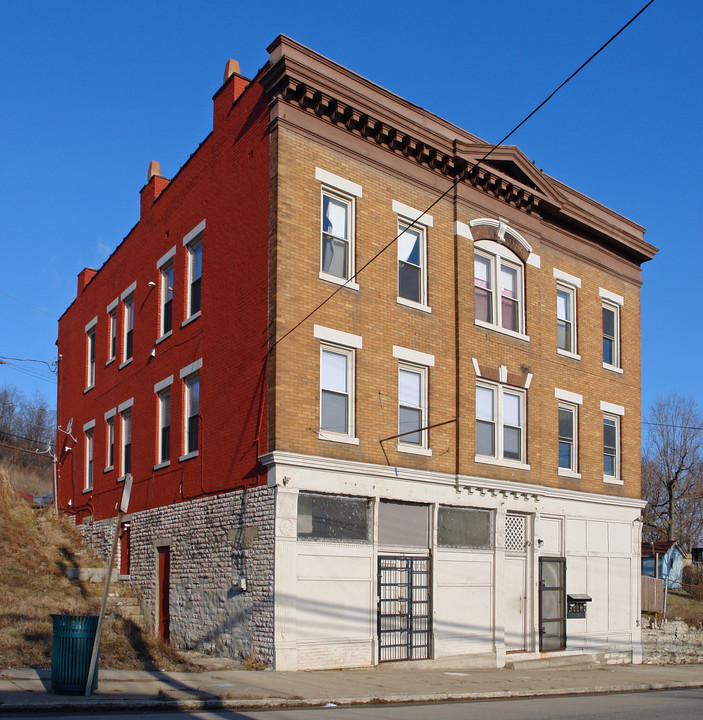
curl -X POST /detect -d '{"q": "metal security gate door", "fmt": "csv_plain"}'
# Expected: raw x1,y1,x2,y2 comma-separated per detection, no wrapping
377,556,431,662
539,557,566,651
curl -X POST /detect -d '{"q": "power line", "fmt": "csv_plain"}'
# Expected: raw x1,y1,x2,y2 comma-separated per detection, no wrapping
270,0,657,350
0,290,58,319
0,355,57,373
643,421,703,432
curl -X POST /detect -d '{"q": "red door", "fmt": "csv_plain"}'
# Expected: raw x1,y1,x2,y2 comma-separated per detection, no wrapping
158,545,170,642
119,522,131,576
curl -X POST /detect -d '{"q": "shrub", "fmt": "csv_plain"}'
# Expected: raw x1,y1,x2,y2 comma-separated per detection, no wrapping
682,564,703,602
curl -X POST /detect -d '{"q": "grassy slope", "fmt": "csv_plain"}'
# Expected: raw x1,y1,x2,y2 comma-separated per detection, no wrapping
0,468,195,670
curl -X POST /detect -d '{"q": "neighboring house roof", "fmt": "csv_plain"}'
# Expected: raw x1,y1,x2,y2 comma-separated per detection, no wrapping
641,541,686,558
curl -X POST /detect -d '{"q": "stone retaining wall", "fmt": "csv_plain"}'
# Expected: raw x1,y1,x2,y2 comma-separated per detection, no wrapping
642,619,703,664
77,485,275,664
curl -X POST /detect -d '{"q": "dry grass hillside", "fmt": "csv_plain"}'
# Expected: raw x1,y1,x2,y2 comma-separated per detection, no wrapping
0,468,196,671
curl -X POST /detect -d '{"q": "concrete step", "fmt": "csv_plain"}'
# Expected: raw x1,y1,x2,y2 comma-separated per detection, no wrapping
504,653,599,670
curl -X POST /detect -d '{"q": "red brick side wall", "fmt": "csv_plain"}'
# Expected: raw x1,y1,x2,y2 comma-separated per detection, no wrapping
57,75,271,523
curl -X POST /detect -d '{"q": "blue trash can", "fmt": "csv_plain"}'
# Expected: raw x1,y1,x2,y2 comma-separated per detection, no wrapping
50,614,99,693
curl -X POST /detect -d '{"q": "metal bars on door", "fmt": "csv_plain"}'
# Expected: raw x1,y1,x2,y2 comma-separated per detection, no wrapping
377,556,431,662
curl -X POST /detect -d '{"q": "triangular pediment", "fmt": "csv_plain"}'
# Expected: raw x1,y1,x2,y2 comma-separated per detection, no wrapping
456,143,565,212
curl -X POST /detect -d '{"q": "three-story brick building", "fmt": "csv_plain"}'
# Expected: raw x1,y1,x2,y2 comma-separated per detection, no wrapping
57,36,657,669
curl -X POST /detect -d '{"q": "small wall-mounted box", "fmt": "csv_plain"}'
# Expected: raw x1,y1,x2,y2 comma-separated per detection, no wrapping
567,593,592,619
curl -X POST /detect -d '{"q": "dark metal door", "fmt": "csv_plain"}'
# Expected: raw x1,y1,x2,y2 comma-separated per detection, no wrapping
539,557,565,651
377,556,431,662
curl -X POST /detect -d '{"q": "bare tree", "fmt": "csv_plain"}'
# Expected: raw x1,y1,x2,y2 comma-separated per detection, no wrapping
641,394,703,551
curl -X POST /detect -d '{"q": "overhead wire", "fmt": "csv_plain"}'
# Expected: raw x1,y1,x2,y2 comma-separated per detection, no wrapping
270,0,657,351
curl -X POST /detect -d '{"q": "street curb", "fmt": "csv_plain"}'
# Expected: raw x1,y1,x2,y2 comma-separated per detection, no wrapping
1,680,703,714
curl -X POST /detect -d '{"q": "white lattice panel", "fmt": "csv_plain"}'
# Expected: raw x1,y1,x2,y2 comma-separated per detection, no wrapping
506,513,526,553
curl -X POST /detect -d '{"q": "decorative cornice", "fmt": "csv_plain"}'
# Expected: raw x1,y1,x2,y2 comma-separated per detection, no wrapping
272,75,542,214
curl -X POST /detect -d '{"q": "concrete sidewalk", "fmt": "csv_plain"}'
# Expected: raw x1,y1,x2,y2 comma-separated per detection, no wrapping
1,662,702,714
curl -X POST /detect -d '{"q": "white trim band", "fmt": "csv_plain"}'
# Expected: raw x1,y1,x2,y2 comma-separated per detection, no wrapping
553,268,582,287
600,400,625,416
599,287,624,306
313,325,363,349
393,346,435,367
392,200,433,227
315,168,362,197
555,388,583,405
455,221,473,240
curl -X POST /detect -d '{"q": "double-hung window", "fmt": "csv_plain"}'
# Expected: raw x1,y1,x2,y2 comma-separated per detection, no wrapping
553,269,580,357
120,282,136,366
394,201,432,311
474,241,525,336
104,408,116,471
85,317,97,390
555,388,582,477
476,381,526,466
154,375,173,467
600,288,623,372
107,299,118,363
179,359,202,459
183,220,205,323
316,168,361,288
393,346,434,454
157,246,176,339
314,325,361,444
118,398,133,478
83,420,95,491
601,401,624,484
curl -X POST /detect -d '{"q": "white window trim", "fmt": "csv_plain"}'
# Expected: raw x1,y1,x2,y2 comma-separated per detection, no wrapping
181,371,200,460
106,307,117,365
104,407,117,420
319,185,359,290
603,412,622,484
120,408,132,480
159,261,174,340
557,401,580,478
315,168,362,198
318,343,358,444
120,281,137,301
118,398,134,413
475,381,529,469
84,426,94,491
106,297,118,313
397,362,431,455
85,326,96,391
556,281,578,358
84,316,98,333
104,415,115,472
184,234,202,323
395,212,431,312
474,240,528,340
121,292,134,365
157,386,171,468
602,298,621,372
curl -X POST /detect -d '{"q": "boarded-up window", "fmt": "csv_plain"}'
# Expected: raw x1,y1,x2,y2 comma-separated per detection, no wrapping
297,492,370,542
438,506,493,549
378,500,429,547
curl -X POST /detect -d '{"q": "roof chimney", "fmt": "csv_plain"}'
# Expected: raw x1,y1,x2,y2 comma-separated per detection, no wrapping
140,160,169,218
213,59,249,128
77,268,97,296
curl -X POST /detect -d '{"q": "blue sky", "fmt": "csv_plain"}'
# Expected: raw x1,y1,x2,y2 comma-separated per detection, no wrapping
0,0,698,417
